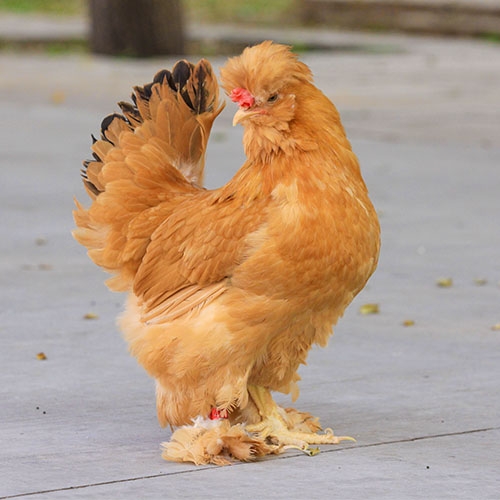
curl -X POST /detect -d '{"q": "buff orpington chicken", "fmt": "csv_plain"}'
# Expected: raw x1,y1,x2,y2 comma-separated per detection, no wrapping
73,41,380,465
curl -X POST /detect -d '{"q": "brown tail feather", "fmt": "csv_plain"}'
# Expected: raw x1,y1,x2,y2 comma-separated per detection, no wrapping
81,59,224,195
74,58,225,291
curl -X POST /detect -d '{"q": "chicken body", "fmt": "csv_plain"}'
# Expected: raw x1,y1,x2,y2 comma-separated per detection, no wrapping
73,41,380,464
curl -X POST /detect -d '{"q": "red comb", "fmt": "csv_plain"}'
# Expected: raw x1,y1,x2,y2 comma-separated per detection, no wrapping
230,88,254,109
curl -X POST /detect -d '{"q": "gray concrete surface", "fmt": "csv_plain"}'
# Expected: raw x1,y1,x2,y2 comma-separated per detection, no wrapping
1,21,500,500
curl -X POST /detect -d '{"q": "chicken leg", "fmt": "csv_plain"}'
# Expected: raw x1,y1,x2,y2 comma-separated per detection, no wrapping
245,385,355,455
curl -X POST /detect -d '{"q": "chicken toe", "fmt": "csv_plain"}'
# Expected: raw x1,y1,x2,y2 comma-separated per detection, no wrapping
245,385,354,455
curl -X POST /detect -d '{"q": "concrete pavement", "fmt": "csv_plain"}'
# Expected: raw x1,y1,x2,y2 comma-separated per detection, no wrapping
1,21,500,500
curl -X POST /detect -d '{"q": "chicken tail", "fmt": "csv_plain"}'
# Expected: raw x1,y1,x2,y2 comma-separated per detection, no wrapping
73,59,225,291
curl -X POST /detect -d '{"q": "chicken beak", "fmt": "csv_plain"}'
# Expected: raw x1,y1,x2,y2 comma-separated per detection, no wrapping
232,108,258,126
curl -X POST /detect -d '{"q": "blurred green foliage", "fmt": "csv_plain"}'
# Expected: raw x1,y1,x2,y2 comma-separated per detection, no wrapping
0,0,297,24
0,0,85,14
185,0,297,24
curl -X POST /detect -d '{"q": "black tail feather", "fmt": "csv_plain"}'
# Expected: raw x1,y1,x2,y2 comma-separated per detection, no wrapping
81,58,220,196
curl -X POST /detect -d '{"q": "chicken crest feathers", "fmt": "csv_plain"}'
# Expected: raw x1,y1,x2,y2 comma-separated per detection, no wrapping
220,40,313,97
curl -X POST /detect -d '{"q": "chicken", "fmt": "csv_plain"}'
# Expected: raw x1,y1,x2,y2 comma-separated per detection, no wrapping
73,41,380,465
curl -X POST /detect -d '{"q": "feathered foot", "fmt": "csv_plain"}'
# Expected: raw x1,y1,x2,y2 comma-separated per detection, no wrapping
161,416,277,466
161,386,353,465
245,385,355,456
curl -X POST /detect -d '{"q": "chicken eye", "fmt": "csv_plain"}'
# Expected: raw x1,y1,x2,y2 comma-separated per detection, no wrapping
267,94,279,103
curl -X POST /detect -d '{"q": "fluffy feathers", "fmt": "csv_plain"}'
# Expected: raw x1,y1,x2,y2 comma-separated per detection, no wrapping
73,41,380,465
162,417,277,466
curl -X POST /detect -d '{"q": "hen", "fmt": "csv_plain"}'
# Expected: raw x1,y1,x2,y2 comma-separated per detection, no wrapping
73,41,380,465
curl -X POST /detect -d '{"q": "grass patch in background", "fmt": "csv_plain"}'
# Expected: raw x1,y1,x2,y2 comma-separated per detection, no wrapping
0,39,88,54
0,0,85,15
0,0,299,25
185,0,298,25
480,33,500,43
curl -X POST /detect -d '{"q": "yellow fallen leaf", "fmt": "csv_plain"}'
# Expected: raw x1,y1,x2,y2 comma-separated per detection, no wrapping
83,312,99,320
491,323,500,331
474,278,488,286
51,90,66,105
359,303,379,315
436,277,453,288
36,352,47,360
402,319,415,327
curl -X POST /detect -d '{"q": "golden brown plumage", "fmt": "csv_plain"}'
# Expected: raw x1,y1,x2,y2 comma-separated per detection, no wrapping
73,41,380,465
